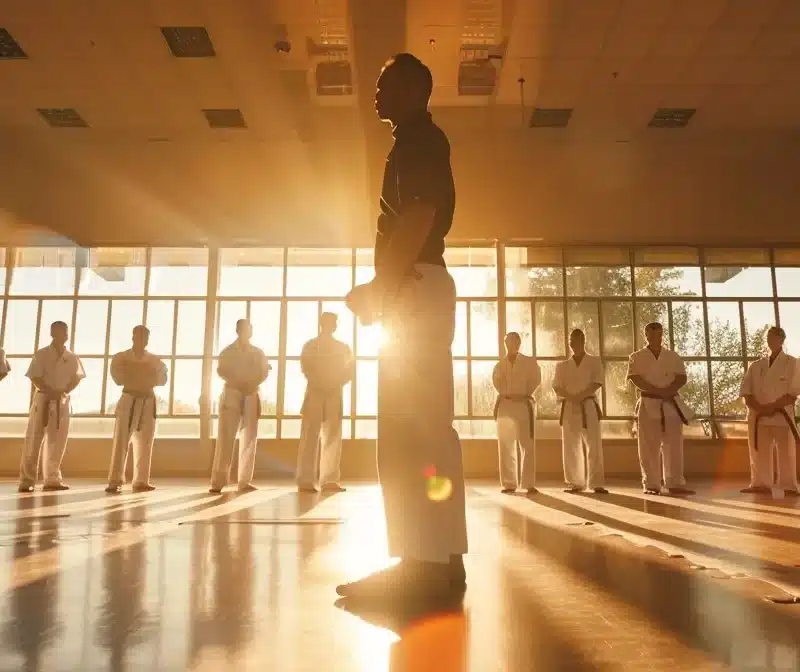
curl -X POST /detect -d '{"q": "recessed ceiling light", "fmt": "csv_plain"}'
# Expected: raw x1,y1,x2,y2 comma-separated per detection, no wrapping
160,27,215,58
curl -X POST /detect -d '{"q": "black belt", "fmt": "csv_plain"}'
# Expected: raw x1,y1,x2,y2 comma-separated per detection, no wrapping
559,396,603,429
122,389,156,434
640,394,689,430
493,395,535,438
753,408,800,451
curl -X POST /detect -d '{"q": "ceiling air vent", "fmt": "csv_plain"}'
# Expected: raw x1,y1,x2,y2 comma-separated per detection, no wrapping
649,108,695,128
458,48,497,96
529,108,573,128
37,108,89,128
202,109,247,129
315,61,353,96
160,27,216,58
0,28,26,59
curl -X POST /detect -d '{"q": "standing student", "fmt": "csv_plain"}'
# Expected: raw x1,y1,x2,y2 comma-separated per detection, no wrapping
627,322,694,496
296,312,353,493
0,347,9,383
553,329,607,494
339,53,468,601
492,332,541,495
739,326,800,497
106,325,168,494
19,321,86,493
210,319,271,494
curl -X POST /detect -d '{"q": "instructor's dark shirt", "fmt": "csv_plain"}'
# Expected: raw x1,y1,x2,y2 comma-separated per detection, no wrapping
374,111,455,272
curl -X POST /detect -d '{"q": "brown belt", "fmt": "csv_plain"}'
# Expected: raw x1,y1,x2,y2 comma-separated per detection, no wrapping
37,393,65,431
753,408,800,451
639,393,689,430
122,389,156,433
493,395,535,438
559,396,603,429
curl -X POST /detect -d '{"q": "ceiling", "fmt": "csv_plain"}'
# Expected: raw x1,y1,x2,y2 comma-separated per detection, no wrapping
0,0,799,247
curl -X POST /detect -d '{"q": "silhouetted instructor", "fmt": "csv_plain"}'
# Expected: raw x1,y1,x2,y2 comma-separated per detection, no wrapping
341,53,467,601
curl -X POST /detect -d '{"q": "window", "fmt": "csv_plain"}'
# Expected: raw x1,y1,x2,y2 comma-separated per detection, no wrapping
148,248,208,296
250,301,281,357
671,302,706,357
634,302,668,349
779,303,800,356
286,248,352,297
634,267,702,297
469,302,499,357
10,247,76,296
706,302,741,357
605,361,635,417
684,361,710,416
78,248,146,296
215,301,247,355
775,268,800,297
535,302,565,358
567,302,600,355
470,360,495,417
741,302,775,358
505,301,532,355
356,360,377,417
536,361,559,418
3,300,38,355
175,301,206,355
286,302,318,357
454,360,469,416
218,248,283,297
711,361,746,418
283,360,305,416
446,247,497,297
70,358,104,414
453,302,468,357
504,247,563,297
108,300,144,354
145,300,176,357
38,300,75,351
0,358,32,414
74,300,109,355
704,267,773,298
601,302,633,357
172,359,201,414
566,267,631,297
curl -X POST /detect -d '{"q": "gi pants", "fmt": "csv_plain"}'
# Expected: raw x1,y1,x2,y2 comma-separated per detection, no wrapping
378,263,468,564
637,400,685,490
108,392,157,486
496,400,537,490
561,400,604,489
211,388,260,489
747,419,799,491
296,389,343,489
20,392,71,487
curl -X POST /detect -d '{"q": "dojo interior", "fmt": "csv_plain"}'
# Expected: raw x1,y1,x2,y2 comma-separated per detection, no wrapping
0,1,799,671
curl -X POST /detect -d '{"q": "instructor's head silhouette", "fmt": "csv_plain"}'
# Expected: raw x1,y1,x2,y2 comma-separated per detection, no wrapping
375,53,433,126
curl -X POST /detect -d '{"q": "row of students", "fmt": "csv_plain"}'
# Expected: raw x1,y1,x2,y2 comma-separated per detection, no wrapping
492,322,800,498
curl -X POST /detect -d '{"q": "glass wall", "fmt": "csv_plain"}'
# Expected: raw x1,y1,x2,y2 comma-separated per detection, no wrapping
0,244,797,440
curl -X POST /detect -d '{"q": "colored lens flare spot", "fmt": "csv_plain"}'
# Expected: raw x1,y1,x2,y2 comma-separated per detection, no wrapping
427,476,453,502
423,464,437,479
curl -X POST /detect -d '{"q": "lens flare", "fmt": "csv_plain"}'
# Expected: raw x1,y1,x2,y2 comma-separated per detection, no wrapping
426,475,453,502
423,464,437,479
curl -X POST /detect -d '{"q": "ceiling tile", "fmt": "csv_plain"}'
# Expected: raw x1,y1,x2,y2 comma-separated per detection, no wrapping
539,58,593,85
553,23,608,58
746,28,800,58
723,59,782,86
628,58,688,85
616,0,676,26
717,0,782,26
657,85,710,107
697,27,761,59
600,24,659,59
772,0,800,26
679,58,736,86
563,0,622,26
517,0,569,25
648,28,708,58
513,23,560,59
666,0,727,26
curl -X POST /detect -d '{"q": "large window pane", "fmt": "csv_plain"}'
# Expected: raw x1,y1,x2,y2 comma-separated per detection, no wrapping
601,302,633,357
504,247,563,297
172,359,201,414
711,361,746,418
10,247,75,296
286,248,351,297
634,267,702,297
634,301,668,350
3,300,38,355
470,302,499,357
471,360,496,417
356,360,377,416
704,266,773,298
322,300,354,350
454,360,468,416
535,302,565,358
70,358,104,414
218,248,284,297
605,361,635,416
39,300,75,351
445,247,497,297
215,301,247,355
0,248,6,293
566,267,631,297
356,322,385,358
567,302,599,354
250,301,281,357
453,302,468,357
108,300,144,354
536,361,559,418
707,302,742,357
779,302,800,356
505,301,532,356
0,358,32,413
73,300,109,355
775,268,800,297
146,300,176,357
78,248,146,296
286,302,318,357
104,365,123,414
154,363,173,415
672,301,707,357
684,361,710,416
355,248,375,286
741,302,775,359
148,248,208,296
283,360,305,415
175,301,206,355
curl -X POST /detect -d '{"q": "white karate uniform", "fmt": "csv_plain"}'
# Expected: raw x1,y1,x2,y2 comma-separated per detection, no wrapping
107,349,168,487
379,263,468,563
627,346,689,490
0,349,9,378
211,342,270,490
296,335,353,489
740,352,800,491
20,345,86,487
492,353,541,490
554,354,605,490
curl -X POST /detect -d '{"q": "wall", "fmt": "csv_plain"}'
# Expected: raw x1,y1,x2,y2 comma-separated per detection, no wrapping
0,437,752,481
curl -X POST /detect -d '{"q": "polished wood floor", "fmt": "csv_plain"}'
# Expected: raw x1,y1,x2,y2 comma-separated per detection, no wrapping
0,480,798,671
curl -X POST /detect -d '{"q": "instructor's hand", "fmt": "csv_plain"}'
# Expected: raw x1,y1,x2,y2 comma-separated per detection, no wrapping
346,282,380,326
